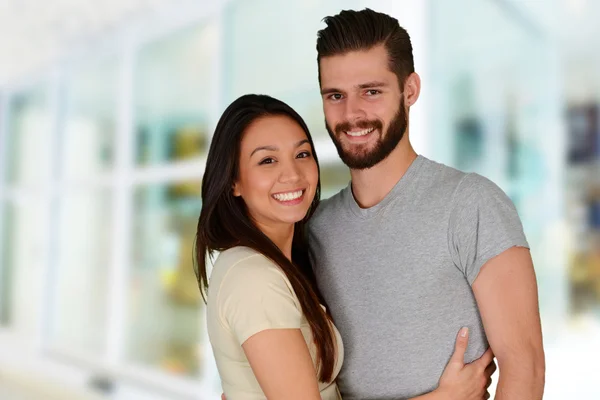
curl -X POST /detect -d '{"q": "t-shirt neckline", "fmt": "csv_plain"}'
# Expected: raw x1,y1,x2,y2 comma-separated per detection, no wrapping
343,154,426,219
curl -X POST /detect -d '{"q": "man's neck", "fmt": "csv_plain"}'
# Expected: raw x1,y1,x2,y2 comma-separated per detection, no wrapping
349,140,418,209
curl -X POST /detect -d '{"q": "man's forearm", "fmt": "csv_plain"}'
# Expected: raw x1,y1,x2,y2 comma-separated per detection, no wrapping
494,358,545,400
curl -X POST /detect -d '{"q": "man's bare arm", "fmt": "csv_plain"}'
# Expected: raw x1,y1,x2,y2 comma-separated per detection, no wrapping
473,247,545,400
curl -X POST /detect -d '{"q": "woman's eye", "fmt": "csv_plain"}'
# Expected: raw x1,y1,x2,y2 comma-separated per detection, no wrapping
297,151,312,159
259,157,275,165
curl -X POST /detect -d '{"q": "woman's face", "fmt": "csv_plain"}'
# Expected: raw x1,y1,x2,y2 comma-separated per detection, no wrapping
233,114,319,230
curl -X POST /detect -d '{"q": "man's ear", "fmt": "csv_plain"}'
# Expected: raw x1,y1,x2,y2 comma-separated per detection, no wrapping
404,72,421,107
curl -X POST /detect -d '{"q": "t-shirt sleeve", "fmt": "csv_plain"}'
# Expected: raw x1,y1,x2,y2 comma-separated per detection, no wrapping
217,255,304,344
448,173,530,285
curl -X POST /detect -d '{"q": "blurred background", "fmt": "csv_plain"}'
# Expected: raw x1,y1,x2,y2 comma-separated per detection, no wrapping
0,0,598,398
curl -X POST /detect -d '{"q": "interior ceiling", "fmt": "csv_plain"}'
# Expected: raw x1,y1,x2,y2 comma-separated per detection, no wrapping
0,0,598,91
516,0,600,101
0,0,174,87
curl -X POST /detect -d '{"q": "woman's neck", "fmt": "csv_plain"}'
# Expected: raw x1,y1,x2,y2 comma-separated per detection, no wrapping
255,221,295,260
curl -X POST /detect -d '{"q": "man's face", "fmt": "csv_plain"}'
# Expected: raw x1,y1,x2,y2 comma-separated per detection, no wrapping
319,45,407,170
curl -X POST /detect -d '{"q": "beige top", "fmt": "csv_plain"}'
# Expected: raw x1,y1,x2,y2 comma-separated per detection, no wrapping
207,246,344,400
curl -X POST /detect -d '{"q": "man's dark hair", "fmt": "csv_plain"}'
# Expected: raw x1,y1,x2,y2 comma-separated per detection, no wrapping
316,8,414,87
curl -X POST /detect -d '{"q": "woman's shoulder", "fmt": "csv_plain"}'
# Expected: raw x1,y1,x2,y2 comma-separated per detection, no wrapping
214,246,277,273
210,246,289,292
209,247,301,328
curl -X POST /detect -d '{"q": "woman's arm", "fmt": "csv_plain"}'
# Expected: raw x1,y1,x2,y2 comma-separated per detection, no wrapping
225,327,493,400
242,328,322,400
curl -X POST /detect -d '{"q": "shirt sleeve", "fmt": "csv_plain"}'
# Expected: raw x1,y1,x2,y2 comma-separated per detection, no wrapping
448,173,530,285
217,254,304,344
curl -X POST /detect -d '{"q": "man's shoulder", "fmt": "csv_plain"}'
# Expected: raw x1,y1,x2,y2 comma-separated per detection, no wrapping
454,171,504,193
418,156,470,194
455,173,516,218
415,157,511,213
419,156,506,193
427,160,514,218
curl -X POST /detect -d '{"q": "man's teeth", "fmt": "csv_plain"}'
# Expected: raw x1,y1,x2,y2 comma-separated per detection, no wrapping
273,190,304,201
346,127,374,137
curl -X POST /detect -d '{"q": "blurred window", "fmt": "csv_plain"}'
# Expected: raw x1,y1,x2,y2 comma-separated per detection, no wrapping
126,181,203,377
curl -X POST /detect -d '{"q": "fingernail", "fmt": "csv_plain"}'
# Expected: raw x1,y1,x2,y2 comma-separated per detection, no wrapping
460,327,468,337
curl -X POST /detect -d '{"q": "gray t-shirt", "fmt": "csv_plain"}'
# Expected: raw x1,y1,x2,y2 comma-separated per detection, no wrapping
307,155,529,400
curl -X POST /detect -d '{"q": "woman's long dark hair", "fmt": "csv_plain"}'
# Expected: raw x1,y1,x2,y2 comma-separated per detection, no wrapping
194,94,336,382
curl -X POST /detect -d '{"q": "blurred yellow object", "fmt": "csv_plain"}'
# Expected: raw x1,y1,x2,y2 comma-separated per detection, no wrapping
159,268,177,289
160,358,188,375
569,253,589,284
589,251,600,299
169,127,206,198
172,126,206,159
169,219,202,306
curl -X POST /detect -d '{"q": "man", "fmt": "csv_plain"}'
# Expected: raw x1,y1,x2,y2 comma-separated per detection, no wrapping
307,8,545,400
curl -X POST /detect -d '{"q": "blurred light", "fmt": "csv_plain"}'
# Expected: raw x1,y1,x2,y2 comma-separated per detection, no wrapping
0,0,176,87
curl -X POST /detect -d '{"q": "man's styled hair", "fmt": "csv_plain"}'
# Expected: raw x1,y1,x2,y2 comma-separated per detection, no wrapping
316,8,415,87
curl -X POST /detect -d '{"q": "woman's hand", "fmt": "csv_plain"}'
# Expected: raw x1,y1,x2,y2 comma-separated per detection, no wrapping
435,327,496,400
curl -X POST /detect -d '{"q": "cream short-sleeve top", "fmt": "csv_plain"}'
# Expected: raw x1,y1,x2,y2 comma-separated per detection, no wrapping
206,246,344,400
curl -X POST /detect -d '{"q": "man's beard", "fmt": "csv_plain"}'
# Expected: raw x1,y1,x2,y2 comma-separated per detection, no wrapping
326,99,408,170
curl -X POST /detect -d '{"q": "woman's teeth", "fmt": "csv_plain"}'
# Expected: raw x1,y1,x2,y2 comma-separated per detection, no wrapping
273,190,304,201
346,127,374,137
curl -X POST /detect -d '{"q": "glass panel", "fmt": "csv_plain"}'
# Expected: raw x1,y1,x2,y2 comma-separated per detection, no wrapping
5,86,52,186
320,162,350,199
49,189,112,355
224,0,361,139
430,0,531,170
134,23,217,166
566,108,600,316
429,0,558,269
0,200,48,337
0,91,6,142
62,58,118,178
126,180,203,378
429,0,581,395
0,201,14,325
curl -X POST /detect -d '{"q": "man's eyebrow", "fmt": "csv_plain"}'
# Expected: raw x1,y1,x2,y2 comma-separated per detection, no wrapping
357,81,388,89
321,81,388,95
320,87,342,95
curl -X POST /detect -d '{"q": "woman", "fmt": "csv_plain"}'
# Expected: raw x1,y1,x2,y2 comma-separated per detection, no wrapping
195,94,494,400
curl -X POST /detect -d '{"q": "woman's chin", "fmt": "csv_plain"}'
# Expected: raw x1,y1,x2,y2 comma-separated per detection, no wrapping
276,210,310,225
